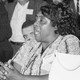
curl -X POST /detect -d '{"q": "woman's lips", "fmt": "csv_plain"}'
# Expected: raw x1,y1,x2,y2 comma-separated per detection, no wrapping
34,30,39,35
34,25,40,35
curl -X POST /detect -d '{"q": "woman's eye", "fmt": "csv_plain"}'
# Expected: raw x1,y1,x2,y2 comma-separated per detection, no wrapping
40,18,46,25
40,19,43,22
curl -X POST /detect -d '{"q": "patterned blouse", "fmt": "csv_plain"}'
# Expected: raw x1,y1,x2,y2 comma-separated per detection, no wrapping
13,34,80,75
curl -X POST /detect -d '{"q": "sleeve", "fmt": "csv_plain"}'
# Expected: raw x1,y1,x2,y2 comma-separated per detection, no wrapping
13,41,33,67
49,53,80,80
0,4,12,41
13,43,29,67
57,35,80,55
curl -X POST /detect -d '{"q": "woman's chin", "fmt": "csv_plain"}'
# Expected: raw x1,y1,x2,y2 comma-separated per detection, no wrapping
34,35,40,42
35,38,41,42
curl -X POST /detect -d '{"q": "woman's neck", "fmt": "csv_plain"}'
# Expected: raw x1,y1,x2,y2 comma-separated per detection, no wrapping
42,34,59,50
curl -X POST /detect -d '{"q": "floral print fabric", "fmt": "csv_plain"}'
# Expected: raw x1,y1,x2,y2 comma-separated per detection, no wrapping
13,35,80,75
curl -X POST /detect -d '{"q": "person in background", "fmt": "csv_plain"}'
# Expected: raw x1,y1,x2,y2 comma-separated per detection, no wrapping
9,0,47,56
52,0,63,4
44,0,76,14
3,0,16,21
43,0,63,4
7,0,14,3
0,3,80,80
75,0,80,30
0,0,13,63
22,21,34,42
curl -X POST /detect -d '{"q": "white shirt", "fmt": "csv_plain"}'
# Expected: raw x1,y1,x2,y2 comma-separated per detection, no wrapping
10,1,33,42
49,50,80,80
74,0,80,14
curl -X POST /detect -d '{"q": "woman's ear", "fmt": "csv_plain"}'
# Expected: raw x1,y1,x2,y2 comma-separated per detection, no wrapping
54,25,58,34
54,25,58,30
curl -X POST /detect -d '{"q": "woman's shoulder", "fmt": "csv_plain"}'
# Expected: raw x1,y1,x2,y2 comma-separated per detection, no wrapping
63,34,79,40
60,34,80,46
57,35,80,55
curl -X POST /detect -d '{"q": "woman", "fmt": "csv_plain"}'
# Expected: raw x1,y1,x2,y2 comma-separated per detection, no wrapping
0,3,80,80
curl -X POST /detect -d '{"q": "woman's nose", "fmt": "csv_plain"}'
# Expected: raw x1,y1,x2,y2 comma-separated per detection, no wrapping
33,21,39,28
33,22,40,31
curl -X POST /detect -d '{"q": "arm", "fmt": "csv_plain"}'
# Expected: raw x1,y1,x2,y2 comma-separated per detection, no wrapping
22,74,48,80
3,64,48,80
0,3,12,41
12,61,21,72
4,42,48,80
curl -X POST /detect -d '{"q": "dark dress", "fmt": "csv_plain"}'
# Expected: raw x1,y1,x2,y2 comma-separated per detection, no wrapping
0,2,13,63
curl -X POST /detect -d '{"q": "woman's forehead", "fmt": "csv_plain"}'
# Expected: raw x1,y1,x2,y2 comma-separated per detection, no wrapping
37,11,51,21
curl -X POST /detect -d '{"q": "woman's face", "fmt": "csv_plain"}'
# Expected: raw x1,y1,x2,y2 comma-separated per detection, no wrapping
33,12,56,42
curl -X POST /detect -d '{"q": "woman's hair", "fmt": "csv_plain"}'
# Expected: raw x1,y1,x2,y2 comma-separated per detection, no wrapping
62,0,72,5
40,3,79,36
43,0,53,4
